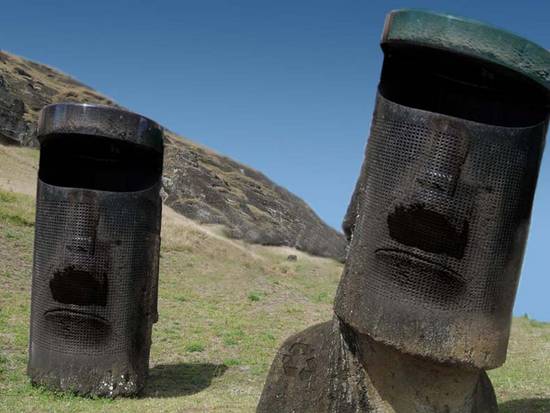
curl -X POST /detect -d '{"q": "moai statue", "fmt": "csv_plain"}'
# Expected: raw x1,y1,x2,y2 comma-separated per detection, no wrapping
28,103,164,396
258,10,549,413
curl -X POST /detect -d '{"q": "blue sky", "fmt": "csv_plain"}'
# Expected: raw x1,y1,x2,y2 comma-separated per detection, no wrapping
1,1,548,320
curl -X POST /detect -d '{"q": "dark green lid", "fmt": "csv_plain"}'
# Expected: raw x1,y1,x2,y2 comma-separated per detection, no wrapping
382,9,550,91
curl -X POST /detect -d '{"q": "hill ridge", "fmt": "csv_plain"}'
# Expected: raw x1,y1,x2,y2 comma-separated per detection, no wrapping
0,49,346,260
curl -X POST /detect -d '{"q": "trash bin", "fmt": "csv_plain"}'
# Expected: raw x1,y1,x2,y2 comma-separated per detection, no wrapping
335,10,549,369
28,103,164,396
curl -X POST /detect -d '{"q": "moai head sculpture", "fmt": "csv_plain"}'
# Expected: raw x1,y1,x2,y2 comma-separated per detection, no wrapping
335,9,549,369
28,103,164,396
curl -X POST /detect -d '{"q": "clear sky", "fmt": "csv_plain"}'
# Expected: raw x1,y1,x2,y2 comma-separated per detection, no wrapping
1,1,548,320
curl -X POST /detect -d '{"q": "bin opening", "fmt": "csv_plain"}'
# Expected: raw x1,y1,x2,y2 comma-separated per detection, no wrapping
39,134,163,192
379,45,548,127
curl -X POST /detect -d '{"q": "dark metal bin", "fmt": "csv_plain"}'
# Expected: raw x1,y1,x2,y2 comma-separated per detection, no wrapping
335,10,549,369
28,103,164,396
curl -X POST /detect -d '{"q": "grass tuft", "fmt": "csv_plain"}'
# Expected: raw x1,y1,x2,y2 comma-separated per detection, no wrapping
185,342,206,353
247,292,262,302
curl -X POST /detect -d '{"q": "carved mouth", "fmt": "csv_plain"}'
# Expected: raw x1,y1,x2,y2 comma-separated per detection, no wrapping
44,309,109,323
44,309,110,343
375,248,464,282
374,248,466,301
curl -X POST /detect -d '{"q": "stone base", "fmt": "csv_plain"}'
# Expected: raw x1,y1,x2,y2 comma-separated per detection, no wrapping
257,318,498,413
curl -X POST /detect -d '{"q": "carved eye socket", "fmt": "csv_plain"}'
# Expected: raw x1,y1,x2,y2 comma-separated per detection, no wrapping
387,203,468,259
49,267,108,306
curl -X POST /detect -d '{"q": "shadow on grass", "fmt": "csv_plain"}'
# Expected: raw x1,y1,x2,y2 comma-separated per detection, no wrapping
499,398,550,413
144,363,228,398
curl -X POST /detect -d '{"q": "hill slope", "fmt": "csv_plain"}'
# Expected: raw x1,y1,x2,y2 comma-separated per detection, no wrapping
0,49,346,260
1,142,549,413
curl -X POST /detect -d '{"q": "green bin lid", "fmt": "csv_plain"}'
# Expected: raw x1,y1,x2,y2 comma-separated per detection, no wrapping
382,9,550,91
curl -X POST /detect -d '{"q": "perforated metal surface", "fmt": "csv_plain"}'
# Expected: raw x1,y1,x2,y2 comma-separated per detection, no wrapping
28,182,161,395
30,186,159,354
334,94,547,368
29,181,160,393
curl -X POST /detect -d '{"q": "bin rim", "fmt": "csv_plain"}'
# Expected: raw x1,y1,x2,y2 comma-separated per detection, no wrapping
37,102,164,153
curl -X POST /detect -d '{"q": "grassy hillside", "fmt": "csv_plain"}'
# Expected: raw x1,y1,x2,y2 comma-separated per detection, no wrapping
0,145,549,413
0,49,347,261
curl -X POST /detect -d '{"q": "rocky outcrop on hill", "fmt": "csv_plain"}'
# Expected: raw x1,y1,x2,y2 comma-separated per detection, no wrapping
0,50,346,260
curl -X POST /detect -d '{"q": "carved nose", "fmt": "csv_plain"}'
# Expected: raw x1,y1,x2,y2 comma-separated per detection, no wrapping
416,169,459,196
387,203,468,259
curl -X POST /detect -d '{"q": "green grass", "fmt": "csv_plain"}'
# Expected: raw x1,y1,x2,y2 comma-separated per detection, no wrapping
0,188,342,412
489,314,550,413
186,342,206,353
0,191,34,227
247,292,262,302
0,186,549,412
